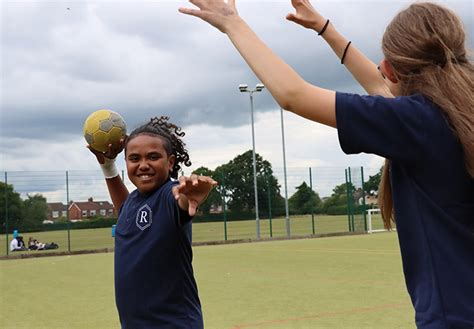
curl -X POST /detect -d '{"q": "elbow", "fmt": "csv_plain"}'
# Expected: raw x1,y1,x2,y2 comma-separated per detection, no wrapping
274,86,303,113
277,98,292,112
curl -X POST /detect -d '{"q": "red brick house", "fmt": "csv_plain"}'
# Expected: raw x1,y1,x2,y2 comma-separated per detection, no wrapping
47,202,68,221
68,197,116,220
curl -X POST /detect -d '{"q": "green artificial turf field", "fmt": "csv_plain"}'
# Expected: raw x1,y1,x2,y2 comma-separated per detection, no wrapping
1,214,384,256
0,232,414,329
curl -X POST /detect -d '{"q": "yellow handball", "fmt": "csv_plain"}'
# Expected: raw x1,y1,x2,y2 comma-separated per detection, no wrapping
83,109,127,153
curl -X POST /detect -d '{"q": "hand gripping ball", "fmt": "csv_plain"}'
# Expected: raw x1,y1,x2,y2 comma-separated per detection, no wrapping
83,109,127,153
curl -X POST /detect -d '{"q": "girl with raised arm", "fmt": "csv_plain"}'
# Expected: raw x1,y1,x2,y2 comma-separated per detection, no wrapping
180,1,474,328
89,116,217,329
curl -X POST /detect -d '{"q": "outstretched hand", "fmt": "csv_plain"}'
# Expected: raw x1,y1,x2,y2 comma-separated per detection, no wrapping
86,137,126,164
172,174,218,217
286,0,325,32
178,0,241,33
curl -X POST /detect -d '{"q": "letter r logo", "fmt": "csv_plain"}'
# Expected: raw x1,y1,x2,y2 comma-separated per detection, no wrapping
136,204,152,230
139,211,148,223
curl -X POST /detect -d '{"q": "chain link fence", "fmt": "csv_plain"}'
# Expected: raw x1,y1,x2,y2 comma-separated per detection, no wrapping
1,166,379,257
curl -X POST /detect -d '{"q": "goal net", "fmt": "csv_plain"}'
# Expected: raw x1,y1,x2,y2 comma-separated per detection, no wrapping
366,208,395,233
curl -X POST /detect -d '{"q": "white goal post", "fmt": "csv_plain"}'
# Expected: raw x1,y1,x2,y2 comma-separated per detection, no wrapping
366,208,395,233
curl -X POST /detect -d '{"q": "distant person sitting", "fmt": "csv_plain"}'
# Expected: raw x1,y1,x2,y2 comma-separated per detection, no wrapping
28,237,37,250
28,237,58,250
28,237,45,250
10,236,27,252
17,236,26,249
34,239,46,250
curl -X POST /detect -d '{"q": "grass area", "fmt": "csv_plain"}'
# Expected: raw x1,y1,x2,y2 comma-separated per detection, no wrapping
0,214,386,256
0,232,413,329
193,214,356,242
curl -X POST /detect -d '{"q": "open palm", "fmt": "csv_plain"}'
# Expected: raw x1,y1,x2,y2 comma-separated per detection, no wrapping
173,175,218,216
286,0,322,31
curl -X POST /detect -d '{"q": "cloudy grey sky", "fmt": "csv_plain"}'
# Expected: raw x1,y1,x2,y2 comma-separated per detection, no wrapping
1,0,472,198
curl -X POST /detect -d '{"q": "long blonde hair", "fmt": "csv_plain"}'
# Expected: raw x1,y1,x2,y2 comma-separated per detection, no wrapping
379,2,474,229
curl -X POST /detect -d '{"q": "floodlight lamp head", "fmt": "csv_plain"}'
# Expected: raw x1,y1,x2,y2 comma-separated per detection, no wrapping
239,84,249,92
255,84,265,92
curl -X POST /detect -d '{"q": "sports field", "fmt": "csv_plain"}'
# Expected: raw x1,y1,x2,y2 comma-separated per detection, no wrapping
0,214,381,256
0,232,414,329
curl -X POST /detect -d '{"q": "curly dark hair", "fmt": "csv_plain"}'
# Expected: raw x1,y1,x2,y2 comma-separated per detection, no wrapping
125,116,191,179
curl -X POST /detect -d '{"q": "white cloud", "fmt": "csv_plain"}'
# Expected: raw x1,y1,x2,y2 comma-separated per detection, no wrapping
1,0,471,199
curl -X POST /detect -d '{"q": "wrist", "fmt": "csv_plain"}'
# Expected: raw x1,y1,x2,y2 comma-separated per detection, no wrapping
100,158,119,179
321,23,343,45
225,16,248,37
313,16,328,33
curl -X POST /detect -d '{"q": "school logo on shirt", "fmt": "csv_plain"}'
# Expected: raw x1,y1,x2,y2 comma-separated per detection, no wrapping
136,204,152,231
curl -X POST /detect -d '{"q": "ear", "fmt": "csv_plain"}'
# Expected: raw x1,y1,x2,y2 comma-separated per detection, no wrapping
380,59,399,83
168,154,176,173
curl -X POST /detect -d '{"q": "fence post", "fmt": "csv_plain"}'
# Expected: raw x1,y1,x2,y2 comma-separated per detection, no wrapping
309,167,315,235
221,174,227,241
5,172,9,256
266,174,272,238
345,169,351,232
280,107,290,238
360,166,368,231
348,167,355,231
66,171,71,253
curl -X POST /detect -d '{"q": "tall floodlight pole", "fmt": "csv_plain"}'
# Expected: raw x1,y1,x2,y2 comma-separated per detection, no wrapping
239,83,265,239
280,107,290,237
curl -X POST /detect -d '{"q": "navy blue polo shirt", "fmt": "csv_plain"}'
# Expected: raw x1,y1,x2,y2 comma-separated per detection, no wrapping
114,179,203,329
336,92,474,329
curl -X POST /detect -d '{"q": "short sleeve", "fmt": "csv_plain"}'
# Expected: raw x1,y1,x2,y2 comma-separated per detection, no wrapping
336,92,438,164
177,207,193,226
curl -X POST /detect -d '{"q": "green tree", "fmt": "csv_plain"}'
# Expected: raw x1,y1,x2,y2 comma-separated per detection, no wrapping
259,166,285,217
365,166,383,194
23,194,48,229
0,182,24,233
322,182,354,215
214,150,282,216
289,182,322,214
192,166,221,215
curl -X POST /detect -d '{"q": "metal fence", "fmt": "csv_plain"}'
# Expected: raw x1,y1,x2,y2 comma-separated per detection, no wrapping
1,166,380,257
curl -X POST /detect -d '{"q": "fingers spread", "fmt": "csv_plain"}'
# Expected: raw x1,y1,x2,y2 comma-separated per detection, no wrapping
191,174,199,186
197,175,218,187
178,7,201,17
177,176,187,189
208,177,218,187
188,0,202,7
172,186,181,200
286,13,297,21
179,0,205,14
188,199,199,216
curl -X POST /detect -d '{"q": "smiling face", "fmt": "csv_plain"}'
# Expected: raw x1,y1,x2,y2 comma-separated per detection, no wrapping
125,134,175,194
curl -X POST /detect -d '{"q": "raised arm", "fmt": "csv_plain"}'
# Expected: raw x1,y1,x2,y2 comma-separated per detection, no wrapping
103,168,129,212
88,144,129,212
179,0,337,127
172,174,218,216
286,0,393,97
